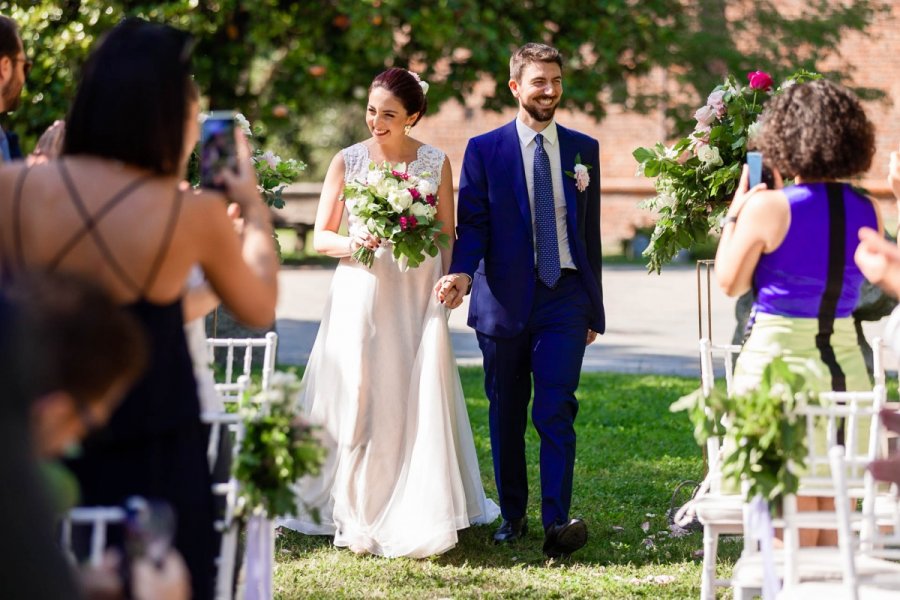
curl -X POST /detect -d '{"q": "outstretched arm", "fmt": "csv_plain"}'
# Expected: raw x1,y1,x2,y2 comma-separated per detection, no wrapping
436,139,490,308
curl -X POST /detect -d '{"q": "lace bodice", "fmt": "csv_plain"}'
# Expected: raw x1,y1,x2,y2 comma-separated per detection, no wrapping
342,142,445,187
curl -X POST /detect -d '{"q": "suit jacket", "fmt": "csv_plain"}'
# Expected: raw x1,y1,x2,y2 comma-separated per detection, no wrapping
449,120,604,337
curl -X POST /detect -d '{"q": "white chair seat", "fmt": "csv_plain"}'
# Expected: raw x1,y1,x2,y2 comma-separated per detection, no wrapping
778,574,900,600
733,547,900,590
694,493,744,527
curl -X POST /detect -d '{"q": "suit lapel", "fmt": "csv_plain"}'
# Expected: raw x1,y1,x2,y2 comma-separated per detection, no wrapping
498,121,533,241
557,125,579,235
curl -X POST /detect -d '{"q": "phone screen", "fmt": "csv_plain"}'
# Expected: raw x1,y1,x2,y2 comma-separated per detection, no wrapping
199,111,237,189
746,151,763,188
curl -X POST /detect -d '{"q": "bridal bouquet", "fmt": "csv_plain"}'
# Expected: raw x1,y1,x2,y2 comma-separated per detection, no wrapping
342,161,450,269
634,69,820,273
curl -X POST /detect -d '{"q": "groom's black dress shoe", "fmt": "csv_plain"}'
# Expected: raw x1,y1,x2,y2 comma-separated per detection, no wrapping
493,518,528,543
543,518,587,558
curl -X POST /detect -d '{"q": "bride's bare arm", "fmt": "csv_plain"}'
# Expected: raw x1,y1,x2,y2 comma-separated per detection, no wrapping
436,157,455,275
312,152,379,257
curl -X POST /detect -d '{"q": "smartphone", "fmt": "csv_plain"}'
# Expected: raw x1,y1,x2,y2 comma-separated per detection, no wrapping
746,151,763,188
199,110,238,189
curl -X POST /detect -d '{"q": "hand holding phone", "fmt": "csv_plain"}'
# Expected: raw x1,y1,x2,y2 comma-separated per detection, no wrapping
199,110,238,189
746,151,763,189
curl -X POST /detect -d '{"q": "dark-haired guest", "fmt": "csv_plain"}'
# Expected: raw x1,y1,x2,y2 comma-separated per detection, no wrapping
0,272,189,599
0,18,278,598
716,79,882,546
279,67,499,558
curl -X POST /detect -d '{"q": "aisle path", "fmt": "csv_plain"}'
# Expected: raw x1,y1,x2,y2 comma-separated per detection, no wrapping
275,264,894,377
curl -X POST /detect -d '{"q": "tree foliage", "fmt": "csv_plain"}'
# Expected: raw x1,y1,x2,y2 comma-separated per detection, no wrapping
1,0,889,172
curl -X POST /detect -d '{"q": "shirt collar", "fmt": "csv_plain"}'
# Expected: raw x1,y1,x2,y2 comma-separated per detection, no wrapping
516,118,558,148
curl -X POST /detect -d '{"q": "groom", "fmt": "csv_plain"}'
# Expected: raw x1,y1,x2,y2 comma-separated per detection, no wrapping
437,42,604,557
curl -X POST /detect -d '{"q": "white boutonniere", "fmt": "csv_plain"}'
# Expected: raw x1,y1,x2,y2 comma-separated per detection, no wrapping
565,153,591,192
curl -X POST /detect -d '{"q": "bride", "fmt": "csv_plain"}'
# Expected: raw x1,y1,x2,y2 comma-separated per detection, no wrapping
280,68,499,557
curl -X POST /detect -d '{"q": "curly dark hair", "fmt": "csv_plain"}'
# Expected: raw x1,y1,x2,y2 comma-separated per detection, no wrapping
755,79,874,180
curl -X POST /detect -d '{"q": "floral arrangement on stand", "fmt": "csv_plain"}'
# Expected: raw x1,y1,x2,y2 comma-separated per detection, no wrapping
232,371,326,521
670,356,825,512
633,70,821,273
234,113,306,211
341,161,450,269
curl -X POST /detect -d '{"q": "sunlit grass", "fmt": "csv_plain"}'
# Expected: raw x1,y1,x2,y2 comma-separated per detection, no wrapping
273,369,739,598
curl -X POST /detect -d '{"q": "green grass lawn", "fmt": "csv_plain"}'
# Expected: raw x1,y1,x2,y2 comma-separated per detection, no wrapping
273,368,741,599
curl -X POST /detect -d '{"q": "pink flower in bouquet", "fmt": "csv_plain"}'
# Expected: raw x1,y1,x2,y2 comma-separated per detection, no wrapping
400,215,418,231
425,194,436,206
391,170,410,180
409,187,421,200
747,70,774,91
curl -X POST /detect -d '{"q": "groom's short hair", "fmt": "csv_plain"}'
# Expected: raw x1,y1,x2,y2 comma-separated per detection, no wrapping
510,43,562,82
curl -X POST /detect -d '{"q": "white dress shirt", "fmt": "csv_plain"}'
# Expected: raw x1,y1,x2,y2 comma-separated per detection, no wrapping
515,118,576,270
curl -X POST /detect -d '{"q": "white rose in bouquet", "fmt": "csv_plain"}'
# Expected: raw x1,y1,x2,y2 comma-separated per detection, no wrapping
376,177,400,198
409,202,436,222
388,189,414,213
416,179,437,197
366,168,385,186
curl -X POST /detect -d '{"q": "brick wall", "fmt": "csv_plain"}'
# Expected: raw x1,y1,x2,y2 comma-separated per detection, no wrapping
413,3,900,247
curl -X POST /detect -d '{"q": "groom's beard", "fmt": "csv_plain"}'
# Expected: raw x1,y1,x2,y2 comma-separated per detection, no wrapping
521,96,559,123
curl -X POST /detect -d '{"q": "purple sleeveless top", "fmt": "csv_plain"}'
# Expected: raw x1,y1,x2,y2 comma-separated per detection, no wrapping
752,182,877,319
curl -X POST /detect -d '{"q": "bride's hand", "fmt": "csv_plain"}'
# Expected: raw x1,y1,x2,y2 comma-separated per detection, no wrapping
434,274,470,309
349,230,380,252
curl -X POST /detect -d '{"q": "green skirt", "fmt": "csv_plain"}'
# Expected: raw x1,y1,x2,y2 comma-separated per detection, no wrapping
726,312,872,488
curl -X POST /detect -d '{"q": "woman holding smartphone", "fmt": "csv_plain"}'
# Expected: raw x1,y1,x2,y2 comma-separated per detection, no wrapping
0,19,278,598
715,80,881,546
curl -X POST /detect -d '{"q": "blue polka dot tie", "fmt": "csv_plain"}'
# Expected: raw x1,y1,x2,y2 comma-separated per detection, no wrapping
534,133,561,288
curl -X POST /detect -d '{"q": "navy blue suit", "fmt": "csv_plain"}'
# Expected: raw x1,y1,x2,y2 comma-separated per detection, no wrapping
449,120,604,530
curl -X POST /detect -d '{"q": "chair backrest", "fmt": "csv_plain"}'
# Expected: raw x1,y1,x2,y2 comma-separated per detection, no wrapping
698,338,742,491
776,384,886,587
206,332,278,402
59,506,126,567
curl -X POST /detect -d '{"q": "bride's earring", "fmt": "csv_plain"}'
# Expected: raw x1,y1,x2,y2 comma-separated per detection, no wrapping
404,124,412,136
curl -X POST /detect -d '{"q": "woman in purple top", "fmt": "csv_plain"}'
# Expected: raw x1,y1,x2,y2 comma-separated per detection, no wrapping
715,80,882,546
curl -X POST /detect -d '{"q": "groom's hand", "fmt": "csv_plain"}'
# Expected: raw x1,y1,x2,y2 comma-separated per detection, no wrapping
586,329,598,346
435,273,471,309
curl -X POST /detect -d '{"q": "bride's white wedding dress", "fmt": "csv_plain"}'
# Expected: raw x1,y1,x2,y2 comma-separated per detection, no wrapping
280,142,499,558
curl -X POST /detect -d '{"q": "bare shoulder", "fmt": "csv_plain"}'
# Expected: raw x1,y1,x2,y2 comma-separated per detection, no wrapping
742,189,789,218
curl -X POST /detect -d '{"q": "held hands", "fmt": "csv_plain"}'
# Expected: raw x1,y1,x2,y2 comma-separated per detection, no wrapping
434,273,471,309
349,228,381,253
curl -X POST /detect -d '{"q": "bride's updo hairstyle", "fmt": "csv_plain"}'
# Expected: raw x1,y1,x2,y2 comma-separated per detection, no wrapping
370,67,428,127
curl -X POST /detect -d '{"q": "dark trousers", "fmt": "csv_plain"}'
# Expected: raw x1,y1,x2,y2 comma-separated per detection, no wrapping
477,271,591,530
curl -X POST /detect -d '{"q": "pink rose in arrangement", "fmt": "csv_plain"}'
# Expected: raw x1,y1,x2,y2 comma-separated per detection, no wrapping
425,194,436,206
693,104,717,127
747,70,774,92
706,90,727,116
391,170,410,180
399,215,418,230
